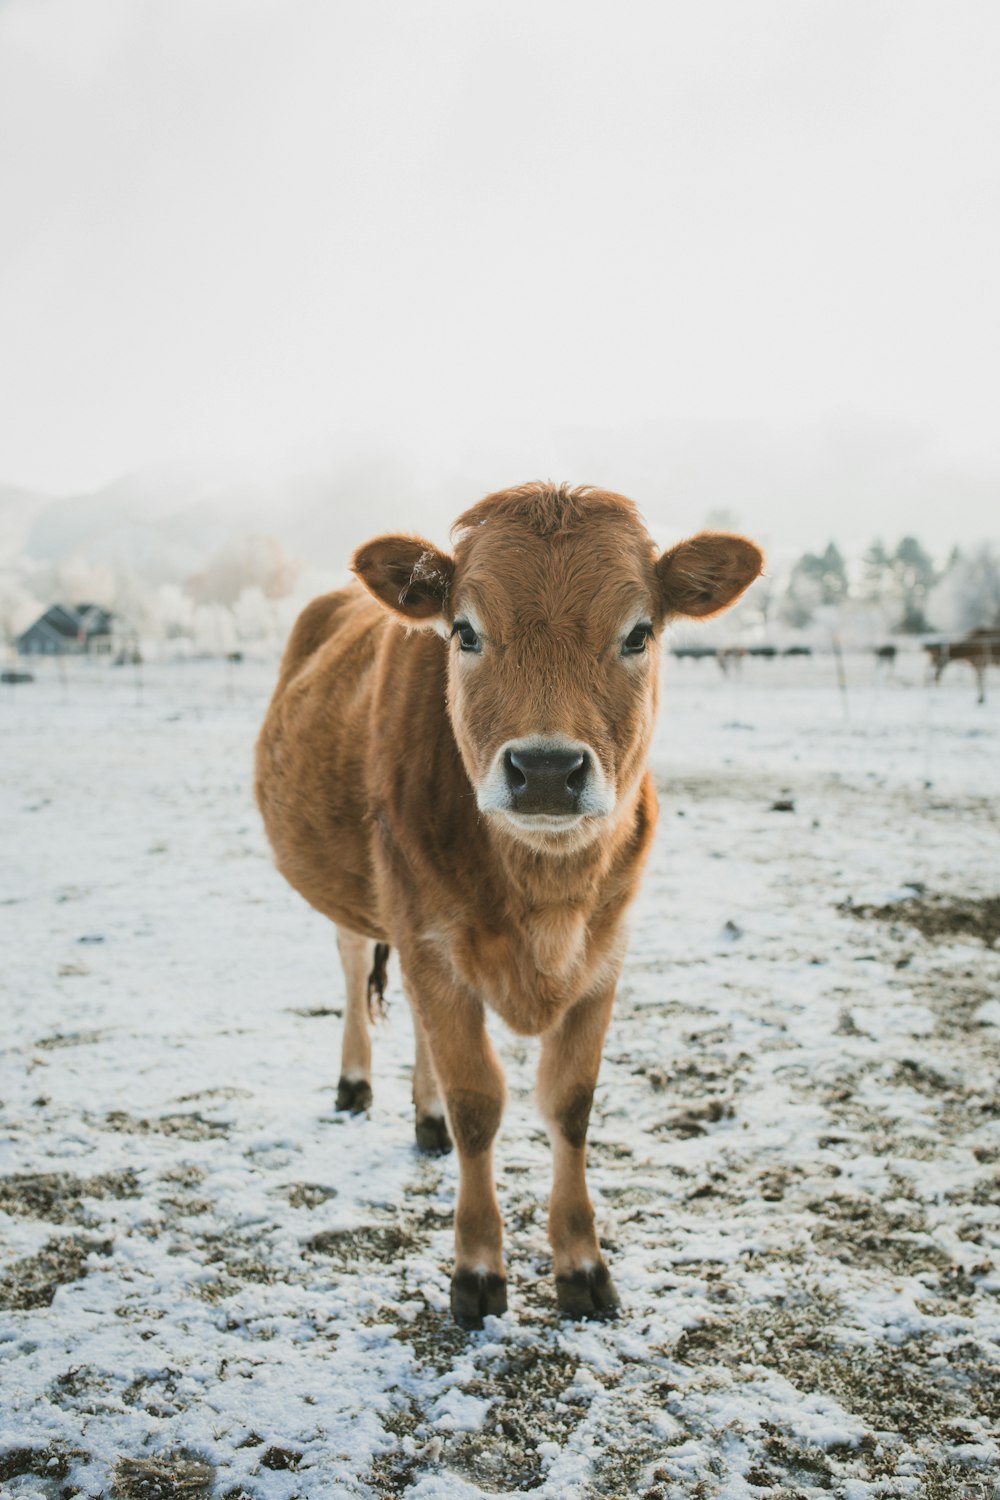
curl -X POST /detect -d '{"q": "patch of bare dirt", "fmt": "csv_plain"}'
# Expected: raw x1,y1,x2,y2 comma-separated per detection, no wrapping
845,893,1000,949
305,1223,418,1265
670,1284,1000,1493
193,1232,287,1305
258,1446,303,1472
0,1446,74,1485
389,1321,592,1495
0,1168,140,1224
0,1235,112,1310
285,1182,338,1209
103,1111,228,1140
112,1454,215,1498
804,1191,952,1276
35,1029,105,1050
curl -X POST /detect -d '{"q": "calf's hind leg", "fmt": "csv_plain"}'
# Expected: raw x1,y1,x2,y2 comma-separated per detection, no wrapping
335,925,377,1112
537,983,619,1318
411,1010,452,1154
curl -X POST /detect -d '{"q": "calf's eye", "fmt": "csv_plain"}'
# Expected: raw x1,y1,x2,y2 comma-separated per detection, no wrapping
623,624,653,655
452,620,481,653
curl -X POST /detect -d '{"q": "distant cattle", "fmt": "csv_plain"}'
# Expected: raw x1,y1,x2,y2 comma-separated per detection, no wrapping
256,482,763,1326
924,628,1000,703
874,644,897,667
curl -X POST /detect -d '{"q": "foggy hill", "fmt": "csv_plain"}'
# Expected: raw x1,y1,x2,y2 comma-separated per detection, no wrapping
0,483,51,565
12,458,446,584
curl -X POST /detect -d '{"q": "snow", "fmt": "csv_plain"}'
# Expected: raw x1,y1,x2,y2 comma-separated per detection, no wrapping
1,651,998,1498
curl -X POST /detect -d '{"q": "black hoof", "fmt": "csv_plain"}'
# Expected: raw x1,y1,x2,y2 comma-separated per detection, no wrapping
415,1114,452,1154
335,1076,372,1114
450,1269,507,1329
555,1262,620,1320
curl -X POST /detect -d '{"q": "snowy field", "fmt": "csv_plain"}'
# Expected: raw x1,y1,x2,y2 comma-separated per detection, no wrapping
1,650,999,1500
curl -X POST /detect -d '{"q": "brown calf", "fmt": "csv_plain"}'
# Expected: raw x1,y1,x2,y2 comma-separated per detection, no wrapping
924,628,1000,704
255,482,763,1326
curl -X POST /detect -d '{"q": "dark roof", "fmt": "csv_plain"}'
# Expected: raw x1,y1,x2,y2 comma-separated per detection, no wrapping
17,603,117,643
39,603,83,639
74,603,116,634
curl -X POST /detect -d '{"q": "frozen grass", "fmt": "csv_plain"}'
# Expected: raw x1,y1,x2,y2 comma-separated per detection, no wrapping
1,652,998,1498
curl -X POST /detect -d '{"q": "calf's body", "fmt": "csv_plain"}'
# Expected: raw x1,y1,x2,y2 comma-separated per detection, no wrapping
256,482,762,1324
925,628,1000,704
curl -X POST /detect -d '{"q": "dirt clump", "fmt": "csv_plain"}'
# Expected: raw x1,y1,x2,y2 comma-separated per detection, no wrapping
258,1446,302,1471
286,1182,338,1209
0,1168,139,1224
0,1235,112,1310
0,1446,72,1484
104,1111,228,1140
112,1454,215,1498
305,1224,417,1264
845,893,1000,948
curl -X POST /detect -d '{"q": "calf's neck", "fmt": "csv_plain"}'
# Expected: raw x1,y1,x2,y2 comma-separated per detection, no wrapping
255,481,762,1325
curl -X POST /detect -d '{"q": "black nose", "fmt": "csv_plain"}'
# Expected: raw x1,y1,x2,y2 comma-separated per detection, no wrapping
503,746,589,814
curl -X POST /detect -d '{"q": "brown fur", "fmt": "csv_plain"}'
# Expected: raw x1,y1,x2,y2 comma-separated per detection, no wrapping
256,481,763,1324
925,628,1000,704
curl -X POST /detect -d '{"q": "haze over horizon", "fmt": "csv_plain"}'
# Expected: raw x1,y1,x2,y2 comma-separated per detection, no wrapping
2,0,998,553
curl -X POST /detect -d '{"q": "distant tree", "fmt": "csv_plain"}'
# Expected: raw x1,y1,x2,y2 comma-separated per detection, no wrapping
811,542,849,604
889,536,937,633
192,602,237,655
962,544,1000,628
233,585,279,644
187,535,300,608
861,539,891,607
781,542,848,627
747,571,776,630
153,583,195,640
930,543,1000,634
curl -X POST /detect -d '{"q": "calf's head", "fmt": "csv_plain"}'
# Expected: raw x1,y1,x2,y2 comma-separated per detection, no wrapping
354,483,762,849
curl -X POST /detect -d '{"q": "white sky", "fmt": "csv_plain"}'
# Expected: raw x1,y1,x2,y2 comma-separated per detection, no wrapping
1,0,998,548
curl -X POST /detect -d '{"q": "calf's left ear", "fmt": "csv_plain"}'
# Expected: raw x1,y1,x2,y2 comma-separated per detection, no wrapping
657,531,764,619
352,533,454,624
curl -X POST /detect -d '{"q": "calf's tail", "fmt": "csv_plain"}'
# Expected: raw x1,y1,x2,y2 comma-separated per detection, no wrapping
368,942,391,1022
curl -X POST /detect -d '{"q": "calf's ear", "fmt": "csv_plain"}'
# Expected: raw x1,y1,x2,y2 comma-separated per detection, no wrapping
352,534,454,624
657,531,764,618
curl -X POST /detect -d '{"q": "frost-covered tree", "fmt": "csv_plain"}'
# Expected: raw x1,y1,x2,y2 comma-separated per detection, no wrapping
781,542,848,626
861,539,891,607
889,536,937,633
929,544,1000,634
187,535,300,608
233,585,279,645
192,603,237,655
151,583,195,640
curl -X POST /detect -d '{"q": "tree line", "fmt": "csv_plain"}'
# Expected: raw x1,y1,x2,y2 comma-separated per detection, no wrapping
778,538,1000,634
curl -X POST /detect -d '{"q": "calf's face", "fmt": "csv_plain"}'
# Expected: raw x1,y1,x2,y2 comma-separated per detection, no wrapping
354,485,762,848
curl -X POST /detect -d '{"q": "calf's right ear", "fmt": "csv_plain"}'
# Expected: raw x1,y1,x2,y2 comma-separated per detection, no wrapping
352,534,454,625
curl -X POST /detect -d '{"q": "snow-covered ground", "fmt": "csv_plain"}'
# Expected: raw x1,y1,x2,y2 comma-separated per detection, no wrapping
1,651,998,1500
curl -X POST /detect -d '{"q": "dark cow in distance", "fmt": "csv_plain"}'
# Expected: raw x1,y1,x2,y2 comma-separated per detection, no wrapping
924,628,1000,703
255,482,763,1326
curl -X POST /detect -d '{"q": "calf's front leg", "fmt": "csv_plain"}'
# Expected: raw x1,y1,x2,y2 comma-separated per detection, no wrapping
410,967,507,1327
537,982,619,1318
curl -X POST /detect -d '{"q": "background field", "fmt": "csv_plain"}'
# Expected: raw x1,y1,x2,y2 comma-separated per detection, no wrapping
1,653,998,1499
